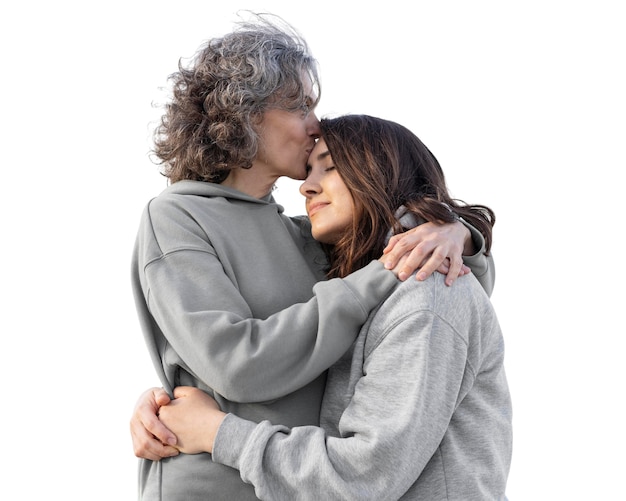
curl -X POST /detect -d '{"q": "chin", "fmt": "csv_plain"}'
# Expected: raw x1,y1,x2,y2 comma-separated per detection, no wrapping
312,229,338,245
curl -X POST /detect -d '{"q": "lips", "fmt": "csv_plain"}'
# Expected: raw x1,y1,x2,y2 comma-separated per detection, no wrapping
307,201,329,218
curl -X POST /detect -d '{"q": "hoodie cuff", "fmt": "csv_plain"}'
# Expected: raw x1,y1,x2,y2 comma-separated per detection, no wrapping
212,413,258,469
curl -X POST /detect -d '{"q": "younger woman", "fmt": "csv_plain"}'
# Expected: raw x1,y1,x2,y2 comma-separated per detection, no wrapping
154,114,512,500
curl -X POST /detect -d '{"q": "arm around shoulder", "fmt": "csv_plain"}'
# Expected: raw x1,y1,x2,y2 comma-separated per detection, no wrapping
135,200,399,402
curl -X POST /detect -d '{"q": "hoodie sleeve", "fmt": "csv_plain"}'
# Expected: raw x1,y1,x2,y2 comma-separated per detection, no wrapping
212,307,471,500
461,219,495,296
133,201,398,403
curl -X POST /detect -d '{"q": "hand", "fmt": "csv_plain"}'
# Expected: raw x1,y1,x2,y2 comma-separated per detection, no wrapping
130,387,179,461
381,221,472,285
158,387,227,455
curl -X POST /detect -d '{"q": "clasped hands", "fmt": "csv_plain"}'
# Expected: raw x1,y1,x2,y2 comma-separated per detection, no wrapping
131,386,224,460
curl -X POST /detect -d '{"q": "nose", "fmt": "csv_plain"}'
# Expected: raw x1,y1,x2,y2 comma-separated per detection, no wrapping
307,112,321,138
299,173,321,198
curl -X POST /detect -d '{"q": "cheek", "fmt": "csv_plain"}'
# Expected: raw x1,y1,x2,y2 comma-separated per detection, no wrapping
338,191,357,221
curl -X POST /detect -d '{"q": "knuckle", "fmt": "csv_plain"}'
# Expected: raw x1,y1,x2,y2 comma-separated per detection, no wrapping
431,248,447,260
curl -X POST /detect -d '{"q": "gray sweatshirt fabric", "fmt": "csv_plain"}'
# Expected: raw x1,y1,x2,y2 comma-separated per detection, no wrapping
131,180,400,500
132,180,495,500
213,270,512,500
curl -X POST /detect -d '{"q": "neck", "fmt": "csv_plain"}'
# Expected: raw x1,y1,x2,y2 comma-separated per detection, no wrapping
221,167,278,199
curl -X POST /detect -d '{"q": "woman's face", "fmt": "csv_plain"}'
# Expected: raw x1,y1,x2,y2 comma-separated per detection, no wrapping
254,75,321,181
300,138,356,245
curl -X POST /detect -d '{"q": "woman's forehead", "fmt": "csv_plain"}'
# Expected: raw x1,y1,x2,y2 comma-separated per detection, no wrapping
309,139,331,165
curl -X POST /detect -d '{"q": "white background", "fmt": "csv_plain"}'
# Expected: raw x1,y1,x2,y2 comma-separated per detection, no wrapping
2,1,624,499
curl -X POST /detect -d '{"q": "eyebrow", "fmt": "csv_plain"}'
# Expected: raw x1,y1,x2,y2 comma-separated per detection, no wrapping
306,149,331,170
313,149,331,162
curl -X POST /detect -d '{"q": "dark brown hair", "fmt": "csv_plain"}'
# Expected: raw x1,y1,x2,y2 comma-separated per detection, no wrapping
319,115,495,279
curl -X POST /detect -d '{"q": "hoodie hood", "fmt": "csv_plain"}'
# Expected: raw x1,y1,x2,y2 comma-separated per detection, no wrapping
162,180,284,212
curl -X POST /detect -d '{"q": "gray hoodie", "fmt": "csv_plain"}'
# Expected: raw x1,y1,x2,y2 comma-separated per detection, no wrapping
214,270,512,500
132,180,400,500
132,180,496,500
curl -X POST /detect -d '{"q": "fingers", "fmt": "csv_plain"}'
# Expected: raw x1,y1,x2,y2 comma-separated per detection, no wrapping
130,410,179,460
146,414,178,447
380,254,409,279
140,388,177,446
382,233,426,272
129,387,179,461
153,387,171,407
410,247,447,282
443,256,464,286
381,221,472,284
412,249,463,285
393,243,466,284
382,232,401,254
172,387,220,412
131,420,179,461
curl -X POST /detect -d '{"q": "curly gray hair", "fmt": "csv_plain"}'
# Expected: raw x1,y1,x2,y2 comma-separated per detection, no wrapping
152,12,321,183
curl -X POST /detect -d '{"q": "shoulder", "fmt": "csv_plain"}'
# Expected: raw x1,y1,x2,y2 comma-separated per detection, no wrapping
147,181,212,212
136,185,222,255
361,272,502,378
376,272,472,311
287,214,314,239
370,272,493,337
400,271,488,308
144,181,243,231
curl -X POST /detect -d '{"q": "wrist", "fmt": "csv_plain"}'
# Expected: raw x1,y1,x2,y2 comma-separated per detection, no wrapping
206,411,227,453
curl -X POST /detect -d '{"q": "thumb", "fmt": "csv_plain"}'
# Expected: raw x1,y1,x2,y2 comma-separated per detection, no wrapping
153,387,172,407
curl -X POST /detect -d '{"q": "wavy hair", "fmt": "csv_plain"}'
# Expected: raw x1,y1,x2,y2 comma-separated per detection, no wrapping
319,115,495,279
152,13,320,183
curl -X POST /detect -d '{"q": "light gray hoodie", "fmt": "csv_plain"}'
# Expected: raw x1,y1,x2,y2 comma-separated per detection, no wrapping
210,209,508,500
214,270,512,500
